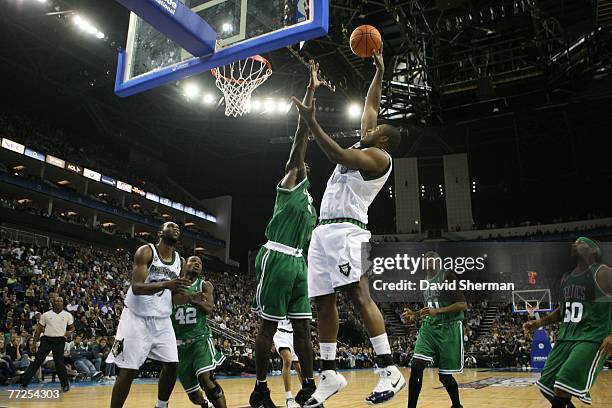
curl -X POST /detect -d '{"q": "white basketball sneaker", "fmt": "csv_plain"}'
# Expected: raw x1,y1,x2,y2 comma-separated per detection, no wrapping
365,365,405,405
285,397,300,408
303,370,348,408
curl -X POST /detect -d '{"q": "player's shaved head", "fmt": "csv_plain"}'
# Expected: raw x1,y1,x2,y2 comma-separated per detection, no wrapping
158,222,180,245
380,124,401,154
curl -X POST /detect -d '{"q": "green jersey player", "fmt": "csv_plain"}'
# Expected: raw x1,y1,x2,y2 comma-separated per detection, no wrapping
172,256,227,408
249,61,332,408
524,237,612,408
402,251,467,408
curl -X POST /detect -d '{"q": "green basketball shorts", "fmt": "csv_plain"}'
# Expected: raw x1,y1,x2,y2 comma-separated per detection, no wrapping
177,337,225,394
251,245,311,321
536,340,607,405
412,320,464,374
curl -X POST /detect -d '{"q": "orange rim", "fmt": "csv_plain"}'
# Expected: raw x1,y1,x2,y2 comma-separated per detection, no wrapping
211,55,272,84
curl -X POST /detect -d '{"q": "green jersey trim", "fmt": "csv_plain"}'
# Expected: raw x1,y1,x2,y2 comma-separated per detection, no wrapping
593,265,611,299
319,218,367,230
277,177,308,193
150,243,177,266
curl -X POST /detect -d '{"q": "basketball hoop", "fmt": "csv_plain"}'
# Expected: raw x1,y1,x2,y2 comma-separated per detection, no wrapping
211,55,273,117
526,304,537,318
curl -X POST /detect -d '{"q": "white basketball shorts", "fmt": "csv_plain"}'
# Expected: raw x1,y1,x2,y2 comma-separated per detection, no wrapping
273,329,298,362
307,222,371,298
106,307,178,370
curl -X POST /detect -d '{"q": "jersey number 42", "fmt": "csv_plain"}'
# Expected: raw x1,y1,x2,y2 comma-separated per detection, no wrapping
175,307,197,324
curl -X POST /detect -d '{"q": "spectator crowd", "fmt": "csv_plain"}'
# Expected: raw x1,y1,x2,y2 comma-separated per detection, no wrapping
1,235,580,387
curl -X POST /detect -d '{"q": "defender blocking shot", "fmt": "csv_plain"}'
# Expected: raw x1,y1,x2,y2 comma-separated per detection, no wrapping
249,61,331,408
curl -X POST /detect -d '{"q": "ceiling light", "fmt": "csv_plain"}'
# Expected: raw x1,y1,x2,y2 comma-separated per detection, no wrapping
264,99,275,112
276,100,288,113
183,83,199,99
348,103,361,118
203,93,215,104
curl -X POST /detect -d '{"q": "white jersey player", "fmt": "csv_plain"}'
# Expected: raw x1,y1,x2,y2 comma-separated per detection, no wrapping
274,319,303,408
107,222,191,408
292,48,405,406
274,319,298,362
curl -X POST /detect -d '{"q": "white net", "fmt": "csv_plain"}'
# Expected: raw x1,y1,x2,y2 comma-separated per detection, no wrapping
525,303,539,318
212,55,272,117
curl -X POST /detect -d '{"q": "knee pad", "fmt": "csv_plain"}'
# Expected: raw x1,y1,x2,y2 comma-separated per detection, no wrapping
204,382,224,402
410,358,427,378
438,373,455,386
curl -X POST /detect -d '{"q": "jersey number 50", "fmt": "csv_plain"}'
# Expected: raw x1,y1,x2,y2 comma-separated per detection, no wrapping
563,302,583,323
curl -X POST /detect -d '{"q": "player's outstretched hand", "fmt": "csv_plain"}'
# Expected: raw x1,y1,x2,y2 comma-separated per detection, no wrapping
401,308,415,323
165,277,191,292
309,60,335,92
599,334,612,356
292,97,317,123
373,45,384,71
522,320,539,334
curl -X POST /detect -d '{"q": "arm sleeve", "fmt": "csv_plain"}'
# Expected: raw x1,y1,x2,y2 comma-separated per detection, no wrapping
39,313,46,327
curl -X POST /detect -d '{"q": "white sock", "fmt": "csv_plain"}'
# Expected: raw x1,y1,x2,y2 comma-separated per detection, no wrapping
370,333,391,356
320,342,337,361
286,391,293,399
156,400,169,408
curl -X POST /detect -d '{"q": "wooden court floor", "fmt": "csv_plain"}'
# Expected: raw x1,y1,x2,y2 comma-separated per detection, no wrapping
2,368,611,408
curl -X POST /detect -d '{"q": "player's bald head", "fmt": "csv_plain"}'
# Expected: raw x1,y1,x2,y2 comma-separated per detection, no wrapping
380,124,401,154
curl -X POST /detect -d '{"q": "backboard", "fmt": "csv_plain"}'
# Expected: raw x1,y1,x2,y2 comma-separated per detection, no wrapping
115,0,328,97
512,289,553,315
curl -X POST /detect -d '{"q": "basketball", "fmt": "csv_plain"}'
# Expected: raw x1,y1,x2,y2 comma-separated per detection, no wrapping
350,25,382,58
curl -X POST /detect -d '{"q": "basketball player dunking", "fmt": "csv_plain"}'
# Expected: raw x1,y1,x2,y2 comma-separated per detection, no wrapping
249,61,331,408
524,237,612,408
292,48,404,407
107,222,191,408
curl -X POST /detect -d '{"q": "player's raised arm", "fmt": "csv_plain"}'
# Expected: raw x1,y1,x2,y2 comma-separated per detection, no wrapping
292,97,389,173
281,61,330,190
361,48,384,137
131,245,190,295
